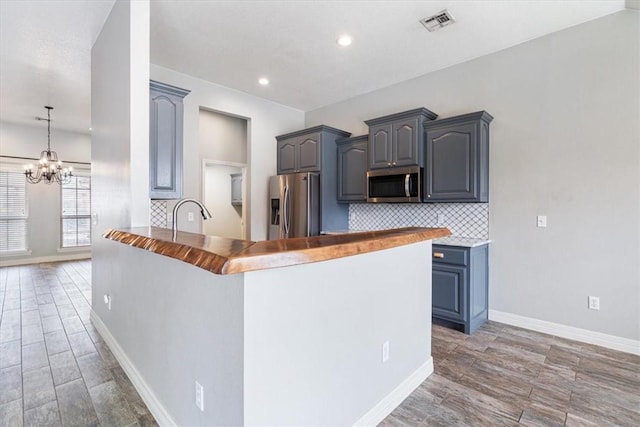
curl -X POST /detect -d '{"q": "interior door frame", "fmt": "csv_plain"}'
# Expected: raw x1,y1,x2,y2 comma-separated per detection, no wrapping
201,158,248,240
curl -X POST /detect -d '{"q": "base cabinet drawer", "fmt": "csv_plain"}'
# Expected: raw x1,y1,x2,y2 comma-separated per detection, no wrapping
432,243,488,334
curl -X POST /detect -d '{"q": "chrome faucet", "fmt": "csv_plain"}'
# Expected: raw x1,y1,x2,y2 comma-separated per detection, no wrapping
172,198,213,239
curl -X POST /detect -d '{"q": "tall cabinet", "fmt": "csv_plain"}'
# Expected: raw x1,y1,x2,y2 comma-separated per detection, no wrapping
149,80,190,200
276,125,351,231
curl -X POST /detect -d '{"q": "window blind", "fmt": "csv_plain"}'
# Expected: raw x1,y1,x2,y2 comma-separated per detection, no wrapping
0,170,28,252
61,175,91,248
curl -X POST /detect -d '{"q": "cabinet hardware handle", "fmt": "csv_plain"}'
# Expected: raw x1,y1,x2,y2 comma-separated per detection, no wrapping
433,252,444,258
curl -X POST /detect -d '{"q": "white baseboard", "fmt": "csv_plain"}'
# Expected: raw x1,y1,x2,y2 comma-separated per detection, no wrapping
353,357,434,427
0,252,91,267
90,310,177,427
489,309,640,356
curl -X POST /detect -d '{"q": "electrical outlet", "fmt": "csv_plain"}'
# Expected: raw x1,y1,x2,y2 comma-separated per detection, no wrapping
437,214,445,226
382,341,390,363
588,296,600,310
188,212,194,222
537,215,547,228
195,381,204,411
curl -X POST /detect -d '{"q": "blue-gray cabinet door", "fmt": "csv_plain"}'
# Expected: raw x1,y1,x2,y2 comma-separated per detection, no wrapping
392,117,420,167
369,123,392,169
150,82,188,200
297,133,321,172
425,123,476,201
277,138,298,174
432,263,467,322
337,139,368,202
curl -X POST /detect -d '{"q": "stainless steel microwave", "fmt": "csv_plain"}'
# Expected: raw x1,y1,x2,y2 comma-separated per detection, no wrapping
367,166,422,203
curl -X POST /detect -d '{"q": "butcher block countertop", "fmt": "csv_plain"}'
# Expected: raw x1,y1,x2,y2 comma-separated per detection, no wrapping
103,226,451,275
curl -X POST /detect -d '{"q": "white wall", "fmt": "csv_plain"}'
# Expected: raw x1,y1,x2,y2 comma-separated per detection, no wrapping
0,121,91,265
306,10,640,341
203,164,243,239
243,241,432,425
91,0,149,319
199,108,247,164
150,65,304,241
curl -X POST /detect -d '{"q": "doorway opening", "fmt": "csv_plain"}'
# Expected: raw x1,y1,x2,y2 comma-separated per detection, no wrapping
199,108,248,240
202,160,246,240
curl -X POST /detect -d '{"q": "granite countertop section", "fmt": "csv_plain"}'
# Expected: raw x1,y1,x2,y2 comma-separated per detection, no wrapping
433,236,491,247
103,226,451,275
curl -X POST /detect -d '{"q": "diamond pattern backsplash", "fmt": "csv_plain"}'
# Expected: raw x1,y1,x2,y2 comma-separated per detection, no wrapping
150,200,168,228
349,203,489,239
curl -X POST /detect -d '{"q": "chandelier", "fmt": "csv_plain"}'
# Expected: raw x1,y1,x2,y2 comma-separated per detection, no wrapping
24,106,73,185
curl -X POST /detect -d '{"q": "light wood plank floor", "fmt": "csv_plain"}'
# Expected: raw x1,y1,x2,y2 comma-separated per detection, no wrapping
382,321,640,426
2,261,638,426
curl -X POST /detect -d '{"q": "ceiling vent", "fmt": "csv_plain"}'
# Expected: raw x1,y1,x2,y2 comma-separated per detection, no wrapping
420,10,456,32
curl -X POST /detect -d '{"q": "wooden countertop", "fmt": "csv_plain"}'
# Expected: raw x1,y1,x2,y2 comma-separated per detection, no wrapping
103,226,451,275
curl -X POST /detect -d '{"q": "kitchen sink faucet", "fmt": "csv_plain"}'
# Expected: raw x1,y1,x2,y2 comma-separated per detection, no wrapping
172,198,213,240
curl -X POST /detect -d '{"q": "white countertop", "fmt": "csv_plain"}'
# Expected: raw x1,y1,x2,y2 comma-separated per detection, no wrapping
322,230,490,248
433,236,491,247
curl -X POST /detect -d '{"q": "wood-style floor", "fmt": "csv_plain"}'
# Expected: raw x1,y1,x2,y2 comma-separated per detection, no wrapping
382,322,640,426
1,261,638,426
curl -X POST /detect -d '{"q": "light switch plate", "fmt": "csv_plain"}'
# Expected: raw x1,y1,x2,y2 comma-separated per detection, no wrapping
537,215,547,228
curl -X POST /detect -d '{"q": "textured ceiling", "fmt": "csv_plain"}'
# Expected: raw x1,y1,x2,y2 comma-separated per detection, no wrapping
0,0,628,135
150,0,626,111
0,0,115,134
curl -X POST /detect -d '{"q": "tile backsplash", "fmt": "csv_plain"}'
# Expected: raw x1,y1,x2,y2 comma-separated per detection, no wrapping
349,203,489,239
150,200,169,228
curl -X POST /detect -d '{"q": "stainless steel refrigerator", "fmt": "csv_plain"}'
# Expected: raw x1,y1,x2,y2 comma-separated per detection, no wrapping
268,173,319,239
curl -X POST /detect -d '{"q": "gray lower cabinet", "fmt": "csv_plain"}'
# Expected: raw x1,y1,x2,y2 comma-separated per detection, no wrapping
276,132,321,174
365,107,438,169
149,80,190,199
432,244,488,334
276,125,352,231
336,135,368,202
424,111,493,202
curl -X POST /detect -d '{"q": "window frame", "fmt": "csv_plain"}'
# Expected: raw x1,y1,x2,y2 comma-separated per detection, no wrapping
0,164,29,254
60,172,92,249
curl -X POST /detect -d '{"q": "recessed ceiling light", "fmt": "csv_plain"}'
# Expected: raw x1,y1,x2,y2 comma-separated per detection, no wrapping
258,77,269,86
337,35,352,47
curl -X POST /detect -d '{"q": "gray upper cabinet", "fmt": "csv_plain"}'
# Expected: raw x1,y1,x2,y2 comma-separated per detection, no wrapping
336,135,368,202
365,108,438,170
424,111,493,202
276,132,321,174
276,125,351,231
149,80,190,200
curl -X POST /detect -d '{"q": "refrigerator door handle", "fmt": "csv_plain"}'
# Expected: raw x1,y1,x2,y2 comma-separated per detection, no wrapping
283,184,290,237
306,175,311,236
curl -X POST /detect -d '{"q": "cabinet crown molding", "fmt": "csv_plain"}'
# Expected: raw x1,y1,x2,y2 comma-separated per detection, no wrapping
149,80,191,98
336,134,368,145
364,107,438,126
276,125,351,141
424,111,493,128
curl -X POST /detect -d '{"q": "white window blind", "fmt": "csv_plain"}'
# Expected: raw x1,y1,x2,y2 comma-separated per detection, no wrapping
61,175,91,248
0,170,28,253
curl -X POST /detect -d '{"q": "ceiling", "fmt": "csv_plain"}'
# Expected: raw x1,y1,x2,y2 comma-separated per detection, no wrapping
0,1,630,135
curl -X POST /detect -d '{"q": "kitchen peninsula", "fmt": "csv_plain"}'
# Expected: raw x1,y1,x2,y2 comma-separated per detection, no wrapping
94,227,449,426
